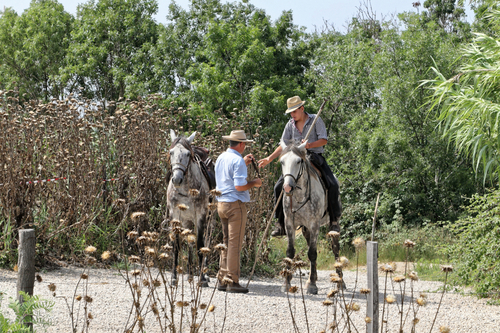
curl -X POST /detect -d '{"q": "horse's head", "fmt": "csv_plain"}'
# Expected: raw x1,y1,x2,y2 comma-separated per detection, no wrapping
280,141,307,196
169,130,197,187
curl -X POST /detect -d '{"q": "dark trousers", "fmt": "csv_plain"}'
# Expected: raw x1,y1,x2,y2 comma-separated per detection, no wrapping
274,152,342,226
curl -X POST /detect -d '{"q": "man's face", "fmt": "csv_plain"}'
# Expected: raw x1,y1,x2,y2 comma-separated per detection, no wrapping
290,106,304,121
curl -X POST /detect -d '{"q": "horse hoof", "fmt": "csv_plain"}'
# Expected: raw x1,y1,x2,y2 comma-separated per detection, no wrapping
200,281,209,288
204,275,211,283
305,282,318,295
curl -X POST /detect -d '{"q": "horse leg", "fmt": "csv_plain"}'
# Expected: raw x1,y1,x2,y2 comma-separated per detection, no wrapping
172,233,180,285
302,227,319,295
196,216,209,288
281,221,296,293
329,221,346,289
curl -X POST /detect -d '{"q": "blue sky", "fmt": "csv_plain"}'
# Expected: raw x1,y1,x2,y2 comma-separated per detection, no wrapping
6,0,474,32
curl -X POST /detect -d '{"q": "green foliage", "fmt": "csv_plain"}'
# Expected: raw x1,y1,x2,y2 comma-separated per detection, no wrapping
310,8,479,234
445,189,500,297
428,9,500,183
63,0,159,100
0,291,54,332
0,1,73,101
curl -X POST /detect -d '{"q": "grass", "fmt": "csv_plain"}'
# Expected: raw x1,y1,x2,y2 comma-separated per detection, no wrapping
265,224,454,282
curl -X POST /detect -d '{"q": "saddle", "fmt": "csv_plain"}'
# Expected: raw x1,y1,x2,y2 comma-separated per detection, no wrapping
193,146,216,190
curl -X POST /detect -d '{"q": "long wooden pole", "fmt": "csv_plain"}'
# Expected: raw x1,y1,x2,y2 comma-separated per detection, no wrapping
246,98,328,288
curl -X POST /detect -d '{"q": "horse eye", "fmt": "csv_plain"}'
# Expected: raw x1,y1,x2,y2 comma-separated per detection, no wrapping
296,161,300,164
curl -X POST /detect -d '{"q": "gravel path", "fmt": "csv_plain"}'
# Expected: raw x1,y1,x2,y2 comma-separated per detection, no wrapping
1,265,499,332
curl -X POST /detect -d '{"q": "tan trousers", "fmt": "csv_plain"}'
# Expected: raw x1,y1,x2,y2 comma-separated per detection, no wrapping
217,201,247,283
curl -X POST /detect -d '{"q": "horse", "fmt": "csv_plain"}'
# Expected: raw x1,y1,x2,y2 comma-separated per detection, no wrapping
167,130,211,287
279,141,342,294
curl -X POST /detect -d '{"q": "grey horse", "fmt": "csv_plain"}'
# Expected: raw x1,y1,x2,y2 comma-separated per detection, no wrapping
167,130,210,287
280,141,342,294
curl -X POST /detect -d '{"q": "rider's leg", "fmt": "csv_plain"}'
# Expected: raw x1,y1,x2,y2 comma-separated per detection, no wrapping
271,175,286,237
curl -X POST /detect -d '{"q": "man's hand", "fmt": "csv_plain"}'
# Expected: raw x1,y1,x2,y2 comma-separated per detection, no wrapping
257,157,270,168
252,178,262,188
243,154,255,166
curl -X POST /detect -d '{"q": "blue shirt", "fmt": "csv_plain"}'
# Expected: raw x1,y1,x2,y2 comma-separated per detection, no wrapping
281,113,328,154
215,148,250,203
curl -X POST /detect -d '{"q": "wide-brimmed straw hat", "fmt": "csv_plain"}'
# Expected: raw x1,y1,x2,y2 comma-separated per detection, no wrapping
285,96,306,114
222,130,254,143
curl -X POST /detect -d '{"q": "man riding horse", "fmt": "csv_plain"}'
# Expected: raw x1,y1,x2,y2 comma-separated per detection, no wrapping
258,96,342,236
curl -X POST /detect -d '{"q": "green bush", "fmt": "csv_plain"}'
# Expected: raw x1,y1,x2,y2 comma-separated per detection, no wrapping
0,291,54,332
446,189,500,298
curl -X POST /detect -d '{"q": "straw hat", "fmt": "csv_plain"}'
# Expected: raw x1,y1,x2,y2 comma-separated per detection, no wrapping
222,130,254,143
285,96,306,114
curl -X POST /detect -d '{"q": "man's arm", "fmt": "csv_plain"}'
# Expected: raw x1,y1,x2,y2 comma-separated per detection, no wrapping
304,138,327,149
257,145,282,168
235,178,262,191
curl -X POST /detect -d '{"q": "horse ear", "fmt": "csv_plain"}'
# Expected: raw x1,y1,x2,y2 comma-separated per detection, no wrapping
170,129,177,141
280,140,287,150
298,142,307,151
187,131,197,144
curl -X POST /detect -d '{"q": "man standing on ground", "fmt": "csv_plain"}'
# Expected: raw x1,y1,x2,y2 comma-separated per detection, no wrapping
258,96,341,237
215,130,262,293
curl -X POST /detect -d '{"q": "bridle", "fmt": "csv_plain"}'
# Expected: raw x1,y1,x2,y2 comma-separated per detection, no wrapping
170,142,193,176
283,154,312,214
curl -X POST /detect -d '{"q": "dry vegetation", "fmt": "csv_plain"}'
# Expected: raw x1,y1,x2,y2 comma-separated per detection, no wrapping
0,88,275,271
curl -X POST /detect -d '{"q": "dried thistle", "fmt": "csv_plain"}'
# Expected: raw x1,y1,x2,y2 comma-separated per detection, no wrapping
88,313,93,319
159,253,169,260
75,295,82,301
282,257,294,266
208,203,217,211
352,237,365,248
327,231,340,239
393,275,405,283
365,317,372,323
186,234,196,243
101,251,111,260
84,295,93,303
170,219,182,227
127,231,139,239
214,243,227,252
386,295,396,304
339,256,349,267
200,303,207,309
48,283,56,292
131,269,141,276
380,264,395,273
416,297,426,306
279,268,293,278
403,239,416,248
199,247,211,255
81,273,88,280
129,255,141,263
208,305,215,312
177,204,189,211
409,271,419,281
85,246,97,254
35,274,42,283
222,277,233,285
441,265,453,272
131,212,146,221
289,286,298,293
439,326,450,333
210,189,222,196
189,189,200,197
360,288,371,295
323,300,333,306
327,289,338,298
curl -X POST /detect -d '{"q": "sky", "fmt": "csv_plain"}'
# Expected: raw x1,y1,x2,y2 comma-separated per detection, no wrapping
4,0,475,32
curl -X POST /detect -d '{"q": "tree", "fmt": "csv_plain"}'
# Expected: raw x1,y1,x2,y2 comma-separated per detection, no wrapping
0,1,73,101
63,0,159,101
428,10,500,183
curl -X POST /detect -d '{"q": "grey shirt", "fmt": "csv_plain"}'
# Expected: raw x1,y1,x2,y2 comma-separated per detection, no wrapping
281,113,328,154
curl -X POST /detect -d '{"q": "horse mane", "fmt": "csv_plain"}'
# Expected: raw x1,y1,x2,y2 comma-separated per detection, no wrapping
170,137,194,156
279,141,319,181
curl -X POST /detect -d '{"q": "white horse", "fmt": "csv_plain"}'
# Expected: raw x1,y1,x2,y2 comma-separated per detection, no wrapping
280,141,342,294
167,130,210,287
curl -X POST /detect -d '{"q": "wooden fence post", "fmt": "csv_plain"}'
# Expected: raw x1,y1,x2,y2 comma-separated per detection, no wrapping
17,229,36,332
366,241,379,333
